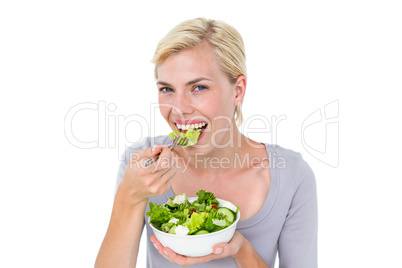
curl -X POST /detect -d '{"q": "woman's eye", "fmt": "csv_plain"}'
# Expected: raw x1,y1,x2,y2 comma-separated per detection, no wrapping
160,87,173,93
194,85,206,91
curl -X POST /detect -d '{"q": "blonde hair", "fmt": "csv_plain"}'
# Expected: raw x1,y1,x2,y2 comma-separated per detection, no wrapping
151,18,246,126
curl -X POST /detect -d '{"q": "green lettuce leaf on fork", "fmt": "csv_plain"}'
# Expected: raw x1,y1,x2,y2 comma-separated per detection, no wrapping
169,128,201,147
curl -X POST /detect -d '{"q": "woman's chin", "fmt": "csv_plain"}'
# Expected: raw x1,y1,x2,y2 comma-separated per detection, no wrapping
180,143,211,156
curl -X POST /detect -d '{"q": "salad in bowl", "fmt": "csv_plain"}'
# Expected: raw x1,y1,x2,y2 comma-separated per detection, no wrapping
146,190,240,256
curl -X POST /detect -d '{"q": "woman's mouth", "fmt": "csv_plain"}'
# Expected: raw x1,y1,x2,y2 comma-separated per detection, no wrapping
174,121,209,135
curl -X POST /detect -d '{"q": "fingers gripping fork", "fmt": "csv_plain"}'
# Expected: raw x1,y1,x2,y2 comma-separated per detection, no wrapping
143,137,189,167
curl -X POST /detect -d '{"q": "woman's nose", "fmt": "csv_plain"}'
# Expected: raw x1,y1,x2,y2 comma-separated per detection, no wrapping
172,92,193,115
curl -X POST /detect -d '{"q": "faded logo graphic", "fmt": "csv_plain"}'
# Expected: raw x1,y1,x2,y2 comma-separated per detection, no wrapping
64,100,339,168
301,100,339,167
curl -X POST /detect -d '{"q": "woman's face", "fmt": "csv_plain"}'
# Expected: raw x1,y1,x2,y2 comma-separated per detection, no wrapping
157,43,241,154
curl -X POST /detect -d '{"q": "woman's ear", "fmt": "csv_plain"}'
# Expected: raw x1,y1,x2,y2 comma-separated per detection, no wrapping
234,75,246,106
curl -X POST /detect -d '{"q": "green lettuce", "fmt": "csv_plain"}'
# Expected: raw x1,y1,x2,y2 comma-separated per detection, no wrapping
183,212,208,234
147,203,172,230
205,214,214,231
195,190,219,206
146,190,237,235
168,128,201,147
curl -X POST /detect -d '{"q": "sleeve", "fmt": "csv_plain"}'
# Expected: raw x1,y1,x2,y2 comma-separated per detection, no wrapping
278,157,318,268
113,137,153,195
114,155,129,196
113,141,151,232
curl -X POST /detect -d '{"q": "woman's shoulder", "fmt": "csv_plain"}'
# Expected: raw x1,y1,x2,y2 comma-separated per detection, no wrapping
266,143,302,159
266,144,315,190
120,135,173,161
131,135,173,150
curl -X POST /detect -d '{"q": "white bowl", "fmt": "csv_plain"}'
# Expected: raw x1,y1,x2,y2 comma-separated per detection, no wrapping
148,197,240,257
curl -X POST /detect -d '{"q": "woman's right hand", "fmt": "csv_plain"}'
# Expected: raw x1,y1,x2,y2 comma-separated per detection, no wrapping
96,145,175,268
117,144,177,206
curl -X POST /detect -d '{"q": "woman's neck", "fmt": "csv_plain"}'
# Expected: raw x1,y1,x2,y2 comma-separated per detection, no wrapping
174,127,265,175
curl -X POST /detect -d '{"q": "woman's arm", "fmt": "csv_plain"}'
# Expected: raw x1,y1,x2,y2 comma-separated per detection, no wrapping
232,235,270,268
278,158,318,268
95,145,177,268
95,187,147,268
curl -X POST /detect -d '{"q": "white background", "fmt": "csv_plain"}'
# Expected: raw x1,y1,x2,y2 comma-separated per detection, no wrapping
1,0,401,267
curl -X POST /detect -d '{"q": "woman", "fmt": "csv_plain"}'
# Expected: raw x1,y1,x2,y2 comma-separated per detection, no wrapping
95,18,317,268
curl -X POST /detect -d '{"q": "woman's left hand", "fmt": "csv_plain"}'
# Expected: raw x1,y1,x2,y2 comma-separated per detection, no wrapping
150,231,245,267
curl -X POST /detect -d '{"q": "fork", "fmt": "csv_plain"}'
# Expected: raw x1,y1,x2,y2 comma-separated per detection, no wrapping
143,137,189,167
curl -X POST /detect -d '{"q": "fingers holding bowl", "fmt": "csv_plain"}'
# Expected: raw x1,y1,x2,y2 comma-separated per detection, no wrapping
149,235,228,266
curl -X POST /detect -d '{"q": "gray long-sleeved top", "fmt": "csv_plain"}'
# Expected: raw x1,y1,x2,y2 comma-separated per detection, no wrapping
115,136,318,268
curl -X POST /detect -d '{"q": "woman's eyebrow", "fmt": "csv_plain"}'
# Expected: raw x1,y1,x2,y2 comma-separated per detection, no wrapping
156,81,173,87
185,77,212,86
157,77,212,87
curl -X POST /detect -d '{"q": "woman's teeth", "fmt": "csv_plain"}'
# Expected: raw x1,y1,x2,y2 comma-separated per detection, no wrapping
176,122,206,131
